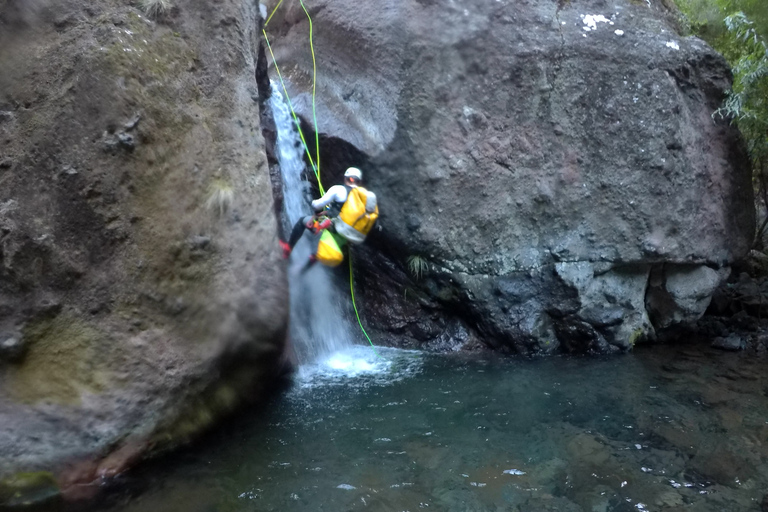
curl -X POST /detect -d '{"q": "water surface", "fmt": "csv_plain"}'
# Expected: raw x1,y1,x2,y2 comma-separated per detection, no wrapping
99,343,768,512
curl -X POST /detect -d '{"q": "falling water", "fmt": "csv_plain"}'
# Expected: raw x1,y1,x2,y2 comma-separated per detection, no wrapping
268,81,357,365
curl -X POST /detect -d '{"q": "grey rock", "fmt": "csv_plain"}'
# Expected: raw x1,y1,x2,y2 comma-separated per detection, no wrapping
188,235,211,250
117,132,135,150
556,262,653,349
124,113,141,130
712,334,745,351
0,158,12,169
580,305,625,328
647,264,730,329
268,0,752,352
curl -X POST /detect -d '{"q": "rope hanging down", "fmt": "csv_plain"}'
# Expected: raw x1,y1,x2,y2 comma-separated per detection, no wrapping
263,1,380,358
350,252,381,358
263,0,324,195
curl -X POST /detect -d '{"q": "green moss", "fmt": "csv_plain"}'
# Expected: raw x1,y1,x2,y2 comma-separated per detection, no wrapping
99,12,219,340
105,13,196,84
150,368,268,449
628,328,645,348
0,472,60,508
8,314,112,404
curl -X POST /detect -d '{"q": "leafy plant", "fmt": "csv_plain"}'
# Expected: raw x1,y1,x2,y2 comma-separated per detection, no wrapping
714,12,768,246
674,0,768,247
406,255,429,280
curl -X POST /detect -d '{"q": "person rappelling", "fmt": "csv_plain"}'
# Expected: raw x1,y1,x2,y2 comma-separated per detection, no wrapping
279,167,379,270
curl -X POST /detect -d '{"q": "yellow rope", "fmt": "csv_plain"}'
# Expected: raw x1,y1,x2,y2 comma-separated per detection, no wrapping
262,30,322,194
298,0,321,185
263,0,324,194
349,251,381,358
264,0,284,26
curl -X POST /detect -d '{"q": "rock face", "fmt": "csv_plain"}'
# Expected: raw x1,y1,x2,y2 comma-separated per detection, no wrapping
264,0,754,353
0,0,286,500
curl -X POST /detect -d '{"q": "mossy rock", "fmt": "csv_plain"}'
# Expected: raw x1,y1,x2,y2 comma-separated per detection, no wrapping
628,327,645,347
8,314,113,405
0,472,60,509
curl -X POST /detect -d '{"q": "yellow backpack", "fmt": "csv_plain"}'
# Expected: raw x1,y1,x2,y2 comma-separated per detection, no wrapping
335,187,379,244
316,231,345,267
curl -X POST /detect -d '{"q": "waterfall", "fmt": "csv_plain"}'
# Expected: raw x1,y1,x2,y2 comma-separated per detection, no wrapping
268,81,355,365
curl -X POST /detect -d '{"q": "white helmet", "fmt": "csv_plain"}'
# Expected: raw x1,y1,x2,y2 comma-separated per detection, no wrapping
344,167,362,181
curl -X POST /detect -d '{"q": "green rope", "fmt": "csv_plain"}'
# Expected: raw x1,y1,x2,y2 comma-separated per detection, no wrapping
349,251,381,358
262,29,324,194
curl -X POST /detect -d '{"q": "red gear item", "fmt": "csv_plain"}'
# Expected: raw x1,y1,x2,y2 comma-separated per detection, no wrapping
279,240,291,259
317,217,332,230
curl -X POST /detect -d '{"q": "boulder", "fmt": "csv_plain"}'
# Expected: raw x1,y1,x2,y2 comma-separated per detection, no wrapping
264,0,753,352
0,0,286,500
646,264,730,329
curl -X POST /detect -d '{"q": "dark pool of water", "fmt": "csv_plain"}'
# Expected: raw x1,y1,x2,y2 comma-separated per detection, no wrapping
87,343,768,512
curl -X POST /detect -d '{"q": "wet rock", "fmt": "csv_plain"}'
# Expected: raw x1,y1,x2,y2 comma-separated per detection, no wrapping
519,496,581,512
647,264,729,329
655,490,684,508
731,310,761,332
0,333,25,363
267,0,753,353
579,305,625,328
555,262,653,350
712,334,745,351
740,250,768,276
0,471,61,509
566,434,614,468
688,448,756,487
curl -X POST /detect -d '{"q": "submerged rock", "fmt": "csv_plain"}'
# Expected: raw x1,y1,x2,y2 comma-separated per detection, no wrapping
267,0,753,353
0,0,286,498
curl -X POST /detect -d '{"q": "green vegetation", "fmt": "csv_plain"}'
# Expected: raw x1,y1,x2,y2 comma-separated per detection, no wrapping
406,255,429,280
9,314,111,404
674,0,768,246
628,327,645,348
206,178,235,217
0,472,59,508
140,0,172,19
